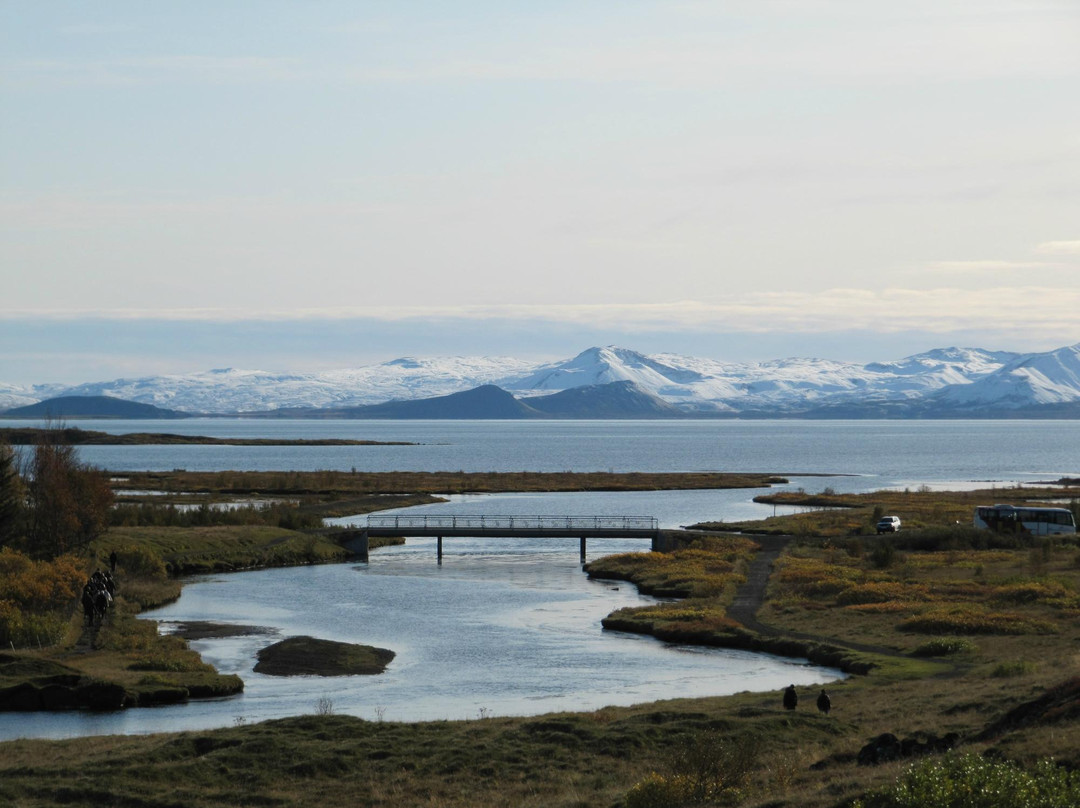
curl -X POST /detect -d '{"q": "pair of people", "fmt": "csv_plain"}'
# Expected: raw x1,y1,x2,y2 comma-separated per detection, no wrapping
784,684,831,714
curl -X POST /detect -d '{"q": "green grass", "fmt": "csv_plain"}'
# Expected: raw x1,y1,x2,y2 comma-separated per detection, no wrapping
854,753,1080,808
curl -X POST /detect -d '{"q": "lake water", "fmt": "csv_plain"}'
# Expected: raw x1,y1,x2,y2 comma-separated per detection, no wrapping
2,419,1077,740
3,418,1078,489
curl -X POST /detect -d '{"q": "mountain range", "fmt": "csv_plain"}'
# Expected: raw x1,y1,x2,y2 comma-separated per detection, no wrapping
3,343,1080,419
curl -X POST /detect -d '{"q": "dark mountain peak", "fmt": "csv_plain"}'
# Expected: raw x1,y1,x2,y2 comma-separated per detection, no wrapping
335,384,539,419
528,380,682,418
2,395,189,419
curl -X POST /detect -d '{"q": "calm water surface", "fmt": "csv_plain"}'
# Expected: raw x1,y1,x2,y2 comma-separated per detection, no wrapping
3,419,1077,488
2,539,842,740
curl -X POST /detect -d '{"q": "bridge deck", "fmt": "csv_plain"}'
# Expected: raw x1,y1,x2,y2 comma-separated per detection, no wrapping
362,514,659,539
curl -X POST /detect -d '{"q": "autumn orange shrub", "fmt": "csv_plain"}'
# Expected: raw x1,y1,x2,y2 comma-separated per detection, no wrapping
843,600,929,614
0,547,85,612
0,547,86,647
836,581,931,605
898,605,1058,635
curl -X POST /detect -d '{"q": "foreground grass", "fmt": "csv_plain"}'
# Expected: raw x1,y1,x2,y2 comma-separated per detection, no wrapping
4,483,1080,806
0,695,909,807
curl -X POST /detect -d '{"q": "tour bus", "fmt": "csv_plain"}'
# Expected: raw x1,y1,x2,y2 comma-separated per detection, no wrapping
973,504,1077,536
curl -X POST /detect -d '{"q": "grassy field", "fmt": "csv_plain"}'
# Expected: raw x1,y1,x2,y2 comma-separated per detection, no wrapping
692,484,1079,538
2,481,1080,806
114,469,790,496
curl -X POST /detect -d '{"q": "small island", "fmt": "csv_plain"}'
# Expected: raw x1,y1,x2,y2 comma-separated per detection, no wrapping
0,427,413,446
253,636,395,677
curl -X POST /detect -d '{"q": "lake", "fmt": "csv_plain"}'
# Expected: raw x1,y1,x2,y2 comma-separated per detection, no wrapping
3,418,1078,490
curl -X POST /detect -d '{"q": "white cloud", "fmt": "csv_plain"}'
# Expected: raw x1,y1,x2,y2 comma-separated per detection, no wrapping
1035,240,1080,255
5,287,1080,341
925,260,1061,273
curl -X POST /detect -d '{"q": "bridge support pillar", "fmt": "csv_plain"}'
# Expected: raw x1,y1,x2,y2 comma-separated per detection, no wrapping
339,529,369,561
580,536,587,561
437,536,443,563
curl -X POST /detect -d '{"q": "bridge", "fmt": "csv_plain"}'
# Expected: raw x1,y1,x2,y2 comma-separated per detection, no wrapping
337,514,664,561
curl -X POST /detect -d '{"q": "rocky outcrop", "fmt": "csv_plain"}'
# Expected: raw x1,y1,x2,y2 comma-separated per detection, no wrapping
856,731,960,766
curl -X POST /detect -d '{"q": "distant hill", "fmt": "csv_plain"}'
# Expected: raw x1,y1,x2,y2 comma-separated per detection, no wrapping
1,395,190,420
527,381,684,418
248,381,682,419
317,384,541,419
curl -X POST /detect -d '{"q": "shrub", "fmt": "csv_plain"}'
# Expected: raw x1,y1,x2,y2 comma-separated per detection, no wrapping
991,660,1037,678
870,540,898,569
898,606,1058,635
838,581,929,606
625,772,694,808
855,752,1080,808
625,730,758,807
113,545,168,579
911,637,977,657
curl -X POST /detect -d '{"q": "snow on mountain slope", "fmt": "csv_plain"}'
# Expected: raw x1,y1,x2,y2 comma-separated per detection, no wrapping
0,382,70,412
0,384,42,412
933,344,1080,408
3,344,1073,416
865,347,1021,392
501,347,703,392
501,346,1017,412
51,356,537,413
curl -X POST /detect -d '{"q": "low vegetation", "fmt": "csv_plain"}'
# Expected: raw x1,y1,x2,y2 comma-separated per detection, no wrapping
115,468,791,496
854,753,1080,808
585,535,758,598
0,426,412,446
693,484,1080,538
2,441,1079,807
253,636,395,676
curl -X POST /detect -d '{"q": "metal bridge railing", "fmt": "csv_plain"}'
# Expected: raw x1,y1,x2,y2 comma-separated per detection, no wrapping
365,515,658,531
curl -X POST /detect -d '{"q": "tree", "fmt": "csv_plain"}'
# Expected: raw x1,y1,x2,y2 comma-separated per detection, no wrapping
24,428,113,559
0,440,23,548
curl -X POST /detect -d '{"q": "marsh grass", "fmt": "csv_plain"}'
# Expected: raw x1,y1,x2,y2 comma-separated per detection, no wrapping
103,524,352,575
117,469,789,496
5,481,1080,807
698,485,1079,540
911,637,977,657
585,536,757,598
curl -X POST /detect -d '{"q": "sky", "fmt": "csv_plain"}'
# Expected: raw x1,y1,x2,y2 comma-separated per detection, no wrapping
2,1,1079,385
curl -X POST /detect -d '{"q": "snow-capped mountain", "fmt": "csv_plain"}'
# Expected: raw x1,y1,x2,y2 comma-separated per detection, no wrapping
23,356,537,414
499,345,1031,413
3,343,1080,417
932,344,1080,410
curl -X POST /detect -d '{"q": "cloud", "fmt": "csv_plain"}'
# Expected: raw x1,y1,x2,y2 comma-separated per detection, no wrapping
5,287,1080,341
1035,240,1080,255
925,260,1061,273
9,4,1078,91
